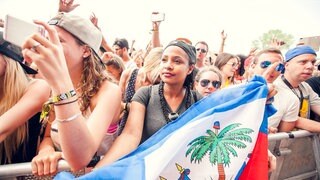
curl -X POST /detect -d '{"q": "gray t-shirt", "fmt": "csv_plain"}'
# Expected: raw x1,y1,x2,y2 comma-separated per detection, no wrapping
132,84,202,143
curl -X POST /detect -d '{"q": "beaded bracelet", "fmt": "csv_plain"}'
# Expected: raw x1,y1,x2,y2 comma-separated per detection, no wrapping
54,98,78,106
52,90,77,103
55,112,82,123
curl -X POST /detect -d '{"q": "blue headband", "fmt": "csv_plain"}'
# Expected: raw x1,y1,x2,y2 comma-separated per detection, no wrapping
285,45,317,62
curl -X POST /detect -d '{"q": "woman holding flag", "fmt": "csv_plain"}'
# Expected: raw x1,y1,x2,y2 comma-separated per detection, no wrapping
95,40,202,168
95,41,278,172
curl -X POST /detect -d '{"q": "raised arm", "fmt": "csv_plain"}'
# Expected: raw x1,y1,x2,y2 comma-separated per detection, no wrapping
151,18,161,48
218,30,227,54
90,12,115,53
22,20,121,170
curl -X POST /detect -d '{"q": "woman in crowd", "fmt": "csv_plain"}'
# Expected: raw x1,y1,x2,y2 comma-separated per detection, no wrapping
194,66,222,96
214,52,239,88
118,47,163,134
102,52,125,84
95,40,202,168
22,13,121,175
0,32,50,164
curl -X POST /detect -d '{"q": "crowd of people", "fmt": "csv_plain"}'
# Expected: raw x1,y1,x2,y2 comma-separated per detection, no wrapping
0,0,319,178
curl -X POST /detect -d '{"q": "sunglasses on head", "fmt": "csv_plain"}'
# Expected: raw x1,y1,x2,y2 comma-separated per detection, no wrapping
196,48,207,53
260,60,285,72
200,79,221,88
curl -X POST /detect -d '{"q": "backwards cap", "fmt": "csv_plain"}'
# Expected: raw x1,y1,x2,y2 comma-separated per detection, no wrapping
48,12,103,55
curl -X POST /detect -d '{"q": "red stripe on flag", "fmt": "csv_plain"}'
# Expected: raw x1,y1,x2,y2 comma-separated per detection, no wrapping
239,132,268,180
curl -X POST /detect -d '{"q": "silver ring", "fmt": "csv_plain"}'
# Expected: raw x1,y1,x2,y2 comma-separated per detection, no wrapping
31,43,41,52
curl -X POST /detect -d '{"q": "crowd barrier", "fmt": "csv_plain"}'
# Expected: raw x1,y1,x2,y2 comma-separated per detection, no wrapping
269,130,320,180
0,130,319,179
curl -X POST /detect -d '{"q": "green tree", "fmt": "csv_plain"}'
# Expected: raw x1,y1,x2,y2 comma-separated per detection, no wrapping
252,29,295,50
185,122,253,180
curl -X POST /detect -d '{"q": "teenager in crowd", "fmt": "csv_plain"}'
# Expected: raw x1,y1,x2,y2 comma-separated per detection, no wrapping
0,31,50,164
22,13,121,175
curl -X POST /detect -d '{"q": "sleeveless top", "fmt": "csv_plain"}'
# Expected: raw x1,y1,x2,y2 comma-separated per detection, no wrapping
51,108,118,156
118,68,139,135
1,112,42,164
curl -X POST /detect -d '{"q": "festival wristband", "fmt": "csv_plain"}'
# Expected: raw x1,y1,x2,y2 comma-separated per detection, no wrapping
55,112,82,123
52,90,77,103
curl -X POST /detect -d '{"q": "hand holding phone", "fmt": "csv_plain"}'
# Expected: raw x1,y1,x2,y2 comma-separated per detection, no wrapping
151,12,165,22
3,14,45,47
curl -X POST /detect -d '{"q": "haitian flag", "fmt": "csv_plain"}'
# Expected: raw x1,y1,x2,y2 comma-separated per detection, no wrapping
55,76,274,180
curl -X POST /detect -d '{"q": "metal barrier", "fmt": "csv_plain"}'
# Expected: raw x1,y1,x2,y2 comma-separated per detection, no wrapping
269,130,320,180
0,160,71,179
0,130,319,179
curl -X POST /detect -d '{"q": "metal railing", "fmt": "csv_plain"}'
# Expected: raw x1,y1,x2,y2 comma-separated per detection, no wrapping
269,130,320,180
0,130,319,179
0,160,71,179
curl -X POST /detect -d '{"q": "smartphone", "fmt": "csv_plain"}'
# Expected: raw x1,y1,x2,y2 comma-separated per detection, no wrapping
3,14,45,47
151,12,165,22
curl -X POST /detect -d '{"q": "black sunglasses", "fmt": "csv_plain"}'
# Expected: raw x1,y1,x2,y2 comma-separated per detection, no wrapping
260,60,285,72
196,48,207,53
200,79,221,88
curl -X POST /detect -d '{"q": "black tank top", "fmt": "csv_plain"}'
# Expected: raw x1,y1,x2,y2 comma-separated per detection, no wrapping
1,112,42,164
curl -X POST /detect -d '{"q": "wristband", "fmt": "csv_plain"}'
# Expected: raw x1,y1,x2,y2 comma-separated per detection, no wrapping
52,90,77,103
56,112,82,123
54,98,78,106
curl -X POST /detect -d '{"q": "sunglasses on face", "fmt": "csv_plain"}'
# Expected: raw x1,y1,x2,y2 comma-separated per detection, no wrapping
200,79,221,88
196,48,207,53
227,62,239,68
260,60,285,72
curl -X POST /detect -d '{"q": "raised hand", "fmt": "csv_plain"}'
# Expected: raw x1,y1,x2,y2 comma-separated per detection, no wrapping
22,20,73,91
90,12,99,29
221,30,227,41
58,0,80,13
270,36,285,49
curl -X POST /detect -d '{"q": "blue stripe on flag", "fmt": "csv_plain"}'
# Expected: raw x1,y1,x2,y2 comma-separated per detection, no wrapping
54,75,274,180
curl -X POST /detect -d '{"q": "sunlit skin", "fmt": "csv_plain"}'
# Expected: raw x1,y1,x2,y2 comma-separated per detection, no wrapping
221,57,238,78
251,52,283,83
195,43,207,62
160,46,193,86
284,54,317,87
55,26,88,75
195,71,220,96
113,45,124,58
106,64,121,82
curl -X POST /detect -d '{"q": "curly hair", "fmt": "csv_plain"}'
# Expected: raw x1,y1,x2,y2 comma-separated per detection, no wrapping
75,38,112,113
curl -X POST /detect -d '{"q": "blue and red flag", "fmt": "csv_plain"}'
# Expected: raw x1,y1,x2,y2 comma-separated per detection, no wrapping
55,76,274,180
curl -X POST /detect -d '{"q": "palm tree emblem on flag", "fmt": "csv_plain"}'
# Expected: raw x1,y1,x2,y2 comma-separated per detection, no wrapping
186,121,254,180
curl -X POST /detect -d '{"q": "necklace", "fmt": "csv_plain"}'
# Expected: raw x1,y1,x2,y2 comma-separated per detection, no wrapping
158,81,192,123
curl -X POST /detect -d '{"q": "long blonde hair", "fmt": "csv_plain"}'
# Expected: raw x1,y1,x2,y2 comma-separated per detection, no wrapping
0,55,29,163
139,47,163,84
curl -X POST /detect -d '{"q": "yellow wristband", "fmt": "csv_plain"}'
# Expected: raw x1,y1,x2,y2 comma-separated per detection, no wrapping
52,90,76,103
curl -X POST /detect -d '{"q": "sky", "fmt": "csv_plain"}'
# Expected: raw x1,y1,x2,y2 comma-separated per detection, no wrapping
0,0,319,54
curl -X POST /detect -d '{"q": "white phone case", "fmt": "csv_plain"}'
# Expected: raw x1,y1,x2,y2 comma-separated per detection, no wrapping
3,14,45,47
